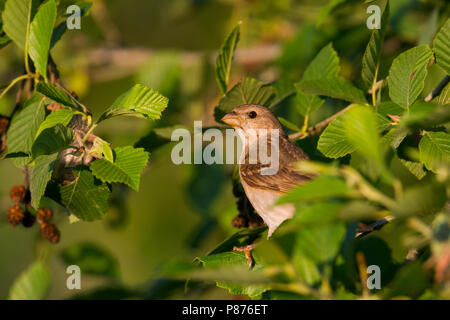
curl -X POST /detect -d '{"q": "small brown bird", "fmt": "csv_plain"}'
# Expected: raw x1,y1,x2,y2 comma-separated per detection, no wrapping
222,104,312,239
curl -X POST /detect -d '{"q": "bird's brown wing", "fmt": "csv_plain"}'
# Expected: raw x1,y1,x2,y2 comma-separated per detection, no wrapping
240,137,312,193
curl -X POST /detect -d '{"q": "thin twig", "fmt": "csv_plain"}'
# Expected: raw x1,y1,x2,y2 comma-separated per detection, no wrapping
355,215,395,238
289,104,355,140
425,75,450,102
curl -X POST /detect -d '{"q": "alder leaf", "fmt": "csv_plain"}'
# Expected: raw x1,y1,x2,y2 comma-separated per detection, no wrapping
6,95,45,166
32,124,73,159
35,108,74,139
97,84,168,123
30,153,57,209
295,86,324,116
317,112,355,158
60,168,110,221
278,116,301,132
302,43,340,80
318,106,391,159
433,18,450,74
298,77,367,104
361,0,389,91
216,24,240,94
277,175,349,205
296,43,366,104
90,146,149,191
418,131,450,173
8,261,51,300
36,82,82,111
214,78,275,122
28,0,57,78
344,105,382,164
388,45,433,109
2,0,39,50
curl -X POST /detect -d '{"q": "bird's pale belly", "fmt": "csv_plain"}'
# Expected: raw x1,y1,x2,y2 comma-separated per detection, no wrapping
241,181,295,238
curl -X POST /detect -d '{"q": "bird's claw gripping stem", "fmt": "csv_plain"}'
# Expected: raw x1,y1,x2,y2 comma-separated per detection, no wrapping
233,243,258,269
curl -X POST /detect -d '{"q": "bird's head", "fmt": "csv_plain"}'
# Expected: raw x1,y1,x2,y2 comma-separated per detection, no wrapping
221,104,283,132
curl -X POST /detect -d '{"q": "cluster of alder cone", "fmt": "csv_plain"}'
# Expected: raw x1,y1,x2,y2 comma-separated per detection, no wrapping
7,185,60,243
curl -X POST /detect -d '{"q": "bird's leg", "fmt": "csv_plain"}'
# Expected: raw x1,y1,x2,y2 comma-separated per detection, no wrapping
233,243,259,268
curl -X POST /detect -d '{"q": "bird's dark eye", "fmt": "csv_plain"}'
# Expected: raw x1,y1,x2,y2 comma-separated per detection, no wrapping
248,111,257,119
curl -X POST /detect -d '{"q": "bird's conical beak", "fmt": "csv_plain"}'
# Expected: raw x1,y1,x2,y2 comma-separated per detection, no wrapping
221,111,243,127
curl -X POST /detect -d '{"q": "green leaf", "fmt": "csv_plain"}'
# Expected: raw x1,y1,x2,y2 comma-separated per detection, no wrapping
433,18,450,74
361,0,389,91
302,43,340,81
162,260,269,287
419,131,450,173
101,141,113,163
207,226,267,255
388,45,433,108
214,78,275,122
293,201,343,224
298,77,367,104
277,175,349,205
97,84,168,123
318,106,391,159
292,250,321,286
216,24,240,94
384,262,430,299
278,116,301,132
6,95,45,166
35,108,73,138
60,242,120,278
36,82,81,111
197,252,270,298
0,36,11,49
60,168,110,221
317,112,355,158
377,101,404,116
400,159,426,180
296,43,366,104
344,105,382,163
30,153,57,209
436,82,450,105
295,86,324,116
8,261,51,300
2,0,39,50
32,124,73,159
28,0,57,78
90,146,149,191
295,222,346,264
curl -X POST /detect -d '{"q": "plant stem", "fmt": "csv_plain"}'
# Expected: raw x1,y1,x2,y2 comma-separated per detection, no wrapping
301,114,309,134
24,0,33,75
82,124,97,143
0,74,33,100
289,104,355,140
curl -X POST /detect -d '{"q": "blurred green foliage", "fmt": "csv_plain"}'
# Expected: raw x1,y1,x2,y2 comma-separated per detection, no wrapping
0,0,449,300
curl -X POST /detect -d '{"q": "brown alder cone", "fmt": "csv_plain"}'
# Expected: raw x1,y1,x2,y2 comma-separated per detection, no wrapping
40,223,60,243
7,205,24,226
9,185,27,203
22,211,36,228
37,208,53,224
